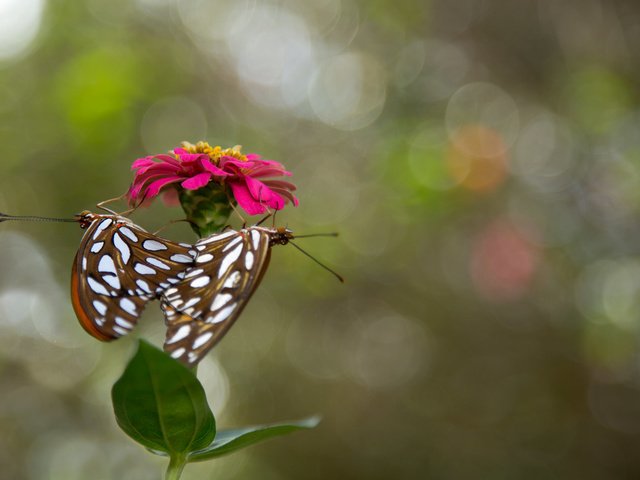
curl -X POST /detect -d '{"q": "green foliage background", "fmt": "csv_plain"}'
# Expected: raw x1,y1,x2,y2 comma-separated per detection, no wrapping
2,0,640,478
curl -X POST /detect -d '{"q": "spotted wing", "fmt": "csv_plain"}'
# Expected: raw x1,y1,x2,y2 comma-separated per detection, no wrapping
160,228,271,366
71,215,195,341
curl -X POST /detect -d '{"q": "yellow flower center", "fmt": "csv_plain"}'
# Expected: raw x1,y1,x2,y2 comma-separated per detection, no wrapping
180,141,247,163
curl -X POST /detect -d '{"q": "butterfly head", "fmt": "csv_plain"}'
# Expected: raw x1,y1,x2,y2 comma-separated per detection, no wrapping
270,226,294,246
75,210,97,229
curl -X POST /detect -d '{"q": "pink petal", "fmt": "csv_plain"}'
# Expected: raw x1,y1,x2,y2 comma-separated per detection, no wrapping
134,163,180,177
181,172,212,190
161,187,181,206
218,157,249,169
228,182,267,215
266,186,299,205
199,158,229,176
145,176,184,197
154,154,182,167
131,157,156,169
246,166,292,178
176,152,208,165
248,157,286,168
262,179,297,191
244,176,285,210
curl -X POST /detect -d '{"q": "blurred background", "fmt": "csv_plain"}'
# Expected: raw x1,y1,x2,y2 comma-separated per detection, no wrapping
1,0,640,478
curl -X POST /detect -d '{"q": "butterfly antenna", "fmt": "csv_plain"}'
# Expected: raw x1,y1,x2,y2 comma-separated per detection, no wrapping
288,240,344,283
293,232,339,239
0,212,77,223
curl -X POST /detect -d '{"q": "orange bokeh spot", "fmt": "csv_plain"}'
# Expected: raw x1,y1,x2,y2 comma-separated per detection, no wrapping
446,124,508,192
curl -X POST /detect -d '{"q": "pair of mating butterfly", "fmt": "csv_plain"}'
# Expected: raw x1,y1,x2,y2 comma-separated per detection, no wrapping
1,204,341,367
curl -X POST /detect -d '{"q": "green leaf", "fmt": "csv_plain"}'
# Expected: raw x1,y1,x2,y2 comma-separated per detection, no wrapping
187,416,321,462
111,340,216,455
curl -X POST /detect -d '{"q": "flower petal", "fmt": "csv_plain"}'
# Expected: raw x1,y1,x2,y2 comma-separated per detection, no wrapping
228,181,267,215
162,187,181,207
144,176,184,198
199,158,229,176
181,172,212,190
131,157,156,169
244,176,285,210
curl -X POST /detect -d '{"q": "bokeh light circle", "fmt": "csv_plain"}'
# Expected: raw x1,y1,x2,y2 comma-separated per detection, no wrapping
445,82,519,155
0,0,45,61
309,52,387,130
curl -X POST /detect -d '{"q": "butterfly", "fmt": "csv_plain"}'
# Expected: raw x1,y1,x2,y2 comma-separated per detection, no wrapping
159,226,342,366
70,210,196,341
2,209,340,367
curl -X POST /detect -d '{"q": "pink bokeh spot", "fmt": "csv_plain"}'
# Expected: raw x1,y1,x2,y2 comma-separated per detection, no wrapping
470,220,540,301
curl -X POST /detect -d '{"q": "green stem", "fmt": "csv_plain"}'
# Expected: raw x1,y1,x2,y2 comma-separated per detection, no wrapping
165,454,187,480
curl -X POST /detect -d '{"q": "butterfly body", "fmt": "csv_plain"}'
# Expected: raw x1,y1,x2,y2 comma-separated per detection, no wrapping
71,211,196,341
160,226,293,365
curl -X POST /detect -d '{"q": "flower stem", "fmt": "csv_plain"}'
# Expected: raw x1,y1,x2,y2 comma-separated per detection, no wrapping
165,454,187,480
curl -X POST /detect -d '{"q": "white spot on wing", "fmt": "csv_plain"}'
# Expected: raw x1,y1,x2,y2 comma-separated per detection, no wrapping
146,257,170,270
92,218,113,240
88,277,110,296
208,304,237,324
113,326,128,336
142,239,167,251
103,275,121,290
119,298,137,315
93,300,107,316
222,235,243,252
90,241,104,253
167,325,191,344
211,293,232,311
198,230,237,245
113,232,131,264
193,332,213,350
115,316,134,329
171,347,186,359
223,271,242,288
218,243,243,278
245,251,254,270
185,268,204,278
119,227,138,242
182,297,201,309
98,255,117,274
171,254,193,263
190,276,211,288
82,256,87,271
251,229,261,250
196,253,214,263
134,263,156,275
136,279,152,294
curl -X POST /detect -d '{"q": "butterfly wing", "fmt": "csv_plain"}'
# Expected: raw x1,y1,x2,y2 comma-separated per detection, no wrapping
71,214,195,341
160,228,272,366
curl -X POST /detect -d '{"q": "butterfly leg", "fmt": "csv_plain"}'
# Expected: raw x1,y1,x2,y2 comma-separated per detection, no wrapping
225,190,247,227
97,193,128,215
254,211,273,227
153,218,193,236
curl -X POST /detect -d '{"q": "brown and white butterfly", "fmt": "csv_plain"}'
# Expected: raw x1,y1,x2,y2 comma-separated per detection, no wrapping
159,226,342,367
158,226,291,365
70,210,196,341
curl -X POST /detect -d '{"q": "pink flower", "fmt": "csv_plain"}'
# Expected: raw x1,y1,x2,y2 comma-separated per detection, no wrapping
127,142,298,215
